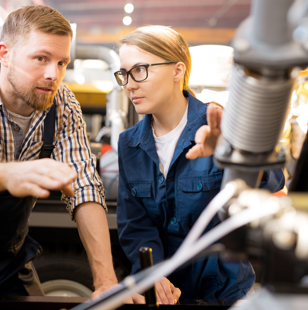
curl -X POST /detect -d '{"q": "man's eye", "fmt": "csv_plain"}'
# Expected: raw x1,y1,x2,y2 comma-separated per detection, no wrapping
58,61,66,67
37,57,44,61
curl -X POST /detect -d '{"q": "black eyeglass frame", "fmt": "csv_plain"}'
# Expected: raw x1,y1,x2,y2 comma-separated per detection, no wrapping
114,62,177,86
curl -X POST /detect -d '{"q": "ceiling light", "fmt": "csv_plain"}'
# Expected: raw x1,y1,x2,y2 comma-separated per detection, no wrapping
123,16,132,26
124,3,134,14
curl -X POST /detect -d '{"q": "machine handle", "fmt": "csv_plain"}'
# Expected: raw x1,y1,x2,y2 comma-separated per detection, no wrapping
139,247,159,308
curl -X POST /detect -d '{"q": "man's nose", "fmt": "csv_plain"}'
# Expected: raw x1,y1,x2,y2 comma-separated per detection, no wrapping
44,63,59,81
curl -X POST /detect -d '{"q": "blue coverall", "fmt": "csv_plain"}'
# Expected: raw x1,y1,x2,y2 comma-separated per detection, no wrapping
117,91,285,302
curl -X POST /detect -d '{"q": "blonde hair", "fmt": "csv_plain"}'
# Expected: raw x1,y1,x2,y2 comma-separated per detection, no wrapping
0,5,73,47
118,25,195,97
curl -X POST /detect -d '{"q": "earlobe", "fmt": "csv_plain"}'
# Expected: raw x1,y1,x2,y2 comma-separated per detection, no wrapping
174,62,185,82
0,42,10,67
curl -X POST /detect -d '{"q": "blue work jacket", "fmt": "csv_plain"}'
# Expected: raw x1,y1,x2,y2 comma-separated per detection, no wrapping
117,92,285,302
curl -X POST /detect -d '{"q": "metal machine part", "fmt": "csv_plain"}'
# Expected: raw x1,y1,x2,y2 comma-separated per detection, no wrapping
74,45,128,152
214,0,308,190
219,187,308,290
220,65,295,154
139,247,158,308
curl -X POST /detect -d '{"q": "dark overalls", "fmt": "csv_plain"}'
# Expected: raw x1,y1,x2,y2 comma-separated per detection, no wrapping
0,103,55,296
0,194,43,295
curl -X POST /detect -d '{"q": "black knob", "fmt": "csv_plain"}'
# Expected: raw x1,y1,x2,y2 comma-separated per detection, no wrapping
139,247,159,308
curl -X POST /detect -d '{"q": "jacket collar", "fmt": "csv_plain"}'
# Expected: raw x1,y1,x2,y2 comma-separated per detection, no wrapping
126,91,208,148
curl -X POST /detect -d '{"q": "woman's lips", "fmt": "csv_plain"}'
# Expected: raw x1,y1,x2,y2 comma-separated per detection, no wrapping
131,96,143,104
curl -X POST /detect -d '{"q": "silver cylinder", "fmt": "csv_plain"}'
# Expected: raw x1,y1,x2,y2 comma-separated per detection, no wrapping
250,0,293,46
221,65,294,153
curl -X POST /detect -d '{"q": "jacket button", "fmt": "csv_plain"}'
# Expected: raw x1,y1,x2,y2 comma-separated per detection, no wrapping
159,176,164,184
170,217,177,224
197,182,203,191
131,188,137,196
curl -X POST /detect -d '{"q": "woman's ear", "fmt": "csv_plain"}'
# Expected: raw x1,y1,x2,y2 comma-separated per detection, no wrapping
174,62,185,82
0,42,10,67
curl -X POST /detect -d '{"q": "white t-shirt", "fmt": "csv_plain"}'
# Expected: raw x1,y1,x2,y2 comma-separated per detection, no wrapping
153,106,188,178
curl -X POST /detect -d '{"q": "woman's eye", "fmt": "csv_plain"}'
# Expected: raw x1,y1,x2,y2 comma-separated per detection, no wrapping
37,57,44,61
136,66,145,73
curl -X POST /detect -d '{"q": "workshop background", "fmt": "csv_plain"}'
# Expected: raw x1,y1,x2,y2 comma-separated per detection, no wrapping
0,0,307,300
0,0,252,47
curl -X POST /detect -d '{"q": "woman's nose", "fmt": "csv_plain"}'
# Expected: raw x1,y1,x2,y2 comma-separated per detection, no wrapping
125,74,139,90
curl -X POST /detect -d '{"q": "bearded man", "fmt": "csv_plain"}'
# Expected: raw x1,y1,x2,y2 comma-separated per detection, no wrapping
0,5,120,298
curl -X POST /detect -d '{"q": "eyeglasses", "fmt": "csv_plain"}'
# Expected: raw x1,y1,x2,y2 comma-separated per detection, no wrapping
114,62,177,86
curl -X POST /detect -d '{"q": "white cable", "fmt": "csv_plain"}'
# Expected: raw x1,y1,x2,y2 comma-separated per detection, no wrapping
178,179,247,254
87,195,281,310
173,200,281,268
75,182,243,310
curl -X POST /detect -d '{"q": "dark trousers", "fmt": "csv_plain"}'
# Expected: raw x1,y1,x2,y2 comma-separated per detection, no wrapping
0,191,43,296
0,261,44,296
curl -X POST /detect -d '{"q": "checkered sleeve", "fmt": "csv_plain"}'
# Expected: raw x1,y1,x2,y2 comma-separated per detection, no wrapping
52,84,106,220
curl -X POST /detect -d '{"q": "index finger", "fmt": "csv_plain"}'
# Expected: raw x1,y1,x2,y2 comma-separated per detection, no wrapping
171,284,181,304
158,279,175,304
207,103,218,130
36,159,77,180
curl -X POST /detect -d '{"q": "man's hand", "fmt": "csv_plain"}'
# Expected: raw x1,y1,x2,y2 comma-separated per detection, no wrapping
0,159,77,198
186,103,222,160
155,277,181,304
91,284,145,304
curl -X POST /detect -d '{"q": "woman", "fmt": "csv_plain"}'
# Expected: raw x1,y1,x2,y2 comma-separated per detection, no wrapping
115,25,285,304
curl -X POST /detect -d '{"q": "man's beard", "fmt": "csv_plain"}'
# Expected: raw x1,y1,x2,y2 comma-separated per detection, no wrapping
7,68,56,112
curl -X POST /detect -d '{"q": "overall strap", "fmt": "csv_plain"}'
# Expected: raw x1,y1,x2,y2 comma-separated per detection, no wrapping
39,102,56,158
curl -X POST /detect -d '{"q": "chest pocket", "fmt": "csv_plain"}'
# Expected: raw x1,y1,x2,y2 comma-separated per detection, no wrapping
128,181,152,198
177,172,222,229
128,181,162,224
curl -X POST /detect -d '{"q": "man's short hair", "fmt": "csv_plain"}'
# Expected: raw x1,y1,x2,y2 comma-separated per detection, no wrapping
0,5,73,47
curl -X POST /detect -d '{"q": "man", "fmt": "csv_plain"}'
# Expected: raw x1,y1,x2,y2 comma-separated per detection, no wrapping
0,5,118,297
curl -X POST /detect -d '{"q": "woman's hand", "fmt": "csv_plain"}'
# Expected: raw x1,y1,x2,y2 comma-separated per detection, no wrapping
186,103,222,160
155,277,181,304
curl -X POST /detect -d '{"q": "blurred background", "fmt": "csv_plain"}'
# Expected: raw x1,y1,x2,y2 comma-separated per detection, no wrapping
0,0,252,47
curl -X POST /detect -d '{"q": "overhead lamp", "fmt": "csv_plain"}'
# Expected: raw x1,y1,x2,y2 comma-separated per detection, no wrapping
123,16,132,26
124,3,134,14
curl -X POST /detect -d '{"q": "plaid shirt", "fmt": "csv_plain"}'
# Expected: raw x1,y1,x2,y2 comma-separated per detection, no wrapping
0,83,106,219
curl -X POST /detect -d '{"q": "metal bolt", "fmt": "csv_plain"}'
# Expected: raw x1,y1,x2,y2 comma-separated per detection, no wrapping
276,149,286,160
272,230,296,250
216,145,226,156
233,38,250,53
216,143,232,157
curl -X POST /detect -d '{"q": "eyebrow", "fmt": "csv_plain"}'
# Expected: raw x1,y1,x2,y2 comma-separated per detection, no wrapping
31,49,71,63
120,62,145,71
